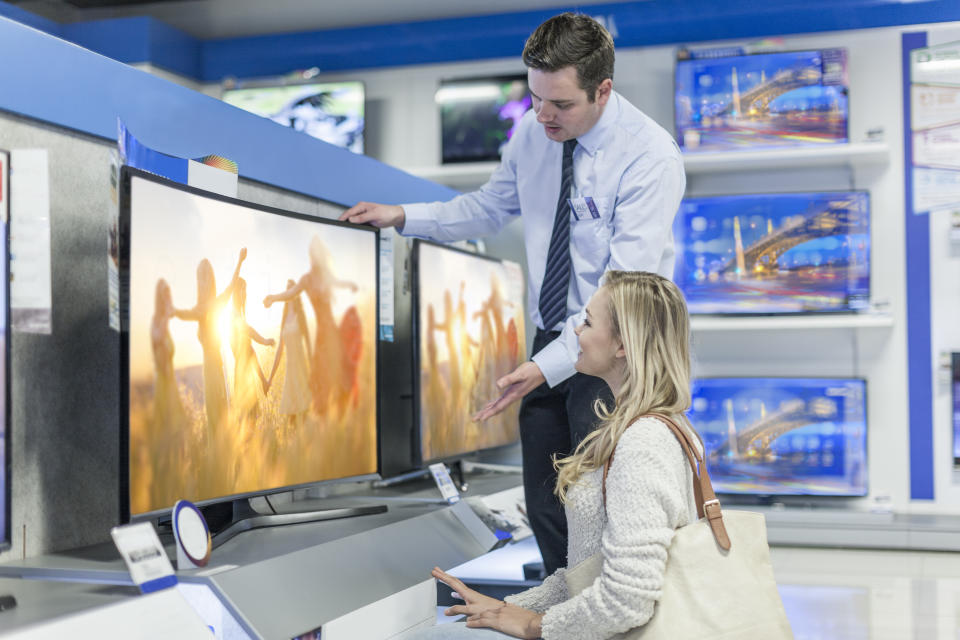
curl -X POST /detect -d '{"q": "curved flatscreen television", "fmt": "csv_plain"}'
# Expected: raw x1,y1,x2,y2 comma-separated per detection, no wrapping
413,240,526,463
438,75,532,164
222,81,364,154
675,48,848,151
119,169,379,519
689,377,868,497
673,191,870,315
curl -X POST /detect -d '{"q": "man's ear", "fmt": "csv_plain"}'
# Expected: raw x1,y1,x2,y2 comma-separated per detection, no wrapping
596,78,613,106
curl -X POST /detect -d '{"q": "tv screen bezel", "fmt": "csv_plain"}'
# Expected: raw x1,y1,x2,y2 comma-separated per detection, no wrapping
673,46,850,153
690,375,869,499
410,238,523,467
118,167,381,522
674,189,871,317
437,73,531,165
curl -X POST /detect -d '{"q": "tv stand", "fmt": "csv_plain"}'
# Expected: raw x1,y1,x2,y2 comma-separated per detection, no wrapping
203,498,387,549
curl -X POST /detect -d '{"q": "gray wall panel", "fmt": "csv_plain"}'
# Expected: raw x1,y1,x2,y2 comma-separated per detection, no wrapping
0,111,357,560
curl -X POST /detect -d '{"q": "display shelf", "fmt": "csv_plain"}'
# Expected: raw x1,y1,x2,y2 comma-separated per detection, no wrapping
682,141,889,174
407,142,890,189
407,162,499,190
690,312,893,332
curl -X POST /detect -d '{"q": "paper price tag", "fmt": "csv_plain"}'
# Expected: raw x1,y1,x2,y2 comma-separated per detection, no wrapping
429,463,461,504
110,522,177,594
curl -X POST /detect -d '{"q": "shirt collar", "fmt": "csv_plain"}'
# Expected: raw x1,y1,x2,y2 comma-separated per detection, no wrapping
575,91,621,157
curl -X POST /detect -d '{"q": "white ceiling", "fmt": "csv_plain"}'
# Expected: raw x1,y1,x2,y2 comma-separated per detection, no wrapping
13,0,640,39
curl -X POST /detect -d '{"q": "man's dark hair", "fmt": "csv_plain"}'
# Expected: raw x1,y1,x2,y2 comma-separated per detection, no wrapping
522,13,615,102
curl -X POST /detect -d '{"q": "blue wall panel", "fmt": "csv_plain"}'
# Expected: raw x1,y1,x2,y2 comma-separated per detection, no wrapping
0,16,458,208
902,31,934,501
4,0,960,82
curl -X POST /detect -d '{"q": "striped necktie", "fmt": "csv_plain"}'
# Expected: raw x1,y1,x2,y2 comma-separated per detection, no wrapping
538,138,577,331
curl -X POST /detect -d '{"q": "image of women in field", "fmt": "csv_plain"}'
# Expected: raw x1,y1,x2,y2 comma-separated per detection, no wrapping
126,177,378,516
417,245,526,461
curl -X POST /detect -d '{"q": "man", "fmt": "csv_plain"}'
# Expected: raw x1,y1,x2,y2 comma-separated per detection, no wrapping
341,12,685,574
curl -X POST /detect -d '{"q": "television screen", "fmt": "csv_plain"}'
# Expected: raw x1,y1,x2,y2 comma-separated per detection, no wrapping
689,378,868,496
222,81,365,153
675,48,848,151
438,75,532,164
674,191,870,315
953,353,960,465
121,169,378,518
414,241,526,462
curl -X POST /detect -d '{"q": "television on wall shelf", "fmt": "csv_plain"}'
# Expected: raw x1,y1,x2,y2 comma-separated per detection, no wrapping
675,48,849,152
119,168,382,543
222,80,365,154
412,240,526,465
438,74,532,164
673,191,870,315
689,377,868,497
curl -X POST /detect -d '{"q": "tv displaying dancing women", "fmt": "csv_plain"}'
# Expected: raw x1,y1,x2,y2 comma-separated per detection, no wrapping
414,241,526,462
122,170,378,517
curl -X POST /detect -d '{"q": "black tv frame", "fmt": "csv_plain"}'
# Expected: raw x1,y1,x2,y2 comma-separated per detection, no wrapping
221,78,367,154
690,375,869,501
674,189,871,316
118,167,383,540
410,239,524,468
438,73,530,165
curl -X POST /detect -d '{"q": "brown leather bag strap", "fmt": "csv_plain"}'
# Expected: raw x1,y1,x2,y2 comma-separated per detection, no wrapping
645,413,731,551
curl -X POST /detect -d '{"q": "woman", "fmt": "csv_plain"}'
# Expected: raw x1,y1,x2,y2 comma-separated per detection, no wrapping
176,248,247,441
230,277,275,426
416,271,700,639
263,236,357,416
268,279,313,430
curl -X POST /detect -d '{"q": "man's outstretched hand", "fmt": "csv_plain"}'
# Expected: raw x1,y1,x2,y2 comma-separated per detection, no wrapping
339,201,405,229
473,361,545,422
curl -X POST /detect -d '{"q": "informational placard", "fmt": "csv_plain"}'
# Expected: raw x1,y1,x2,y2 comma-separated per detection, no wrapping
379,227,395,341
110,521,177,594
429,462,461,504
9,149,52,334
910,39,960,215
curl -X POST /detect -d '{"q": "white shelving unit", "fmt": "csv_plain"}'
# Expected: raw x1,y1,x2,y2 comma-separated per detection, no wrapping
406,141,890,190
682,141,890,174
407,162,498,190
690,312,894,333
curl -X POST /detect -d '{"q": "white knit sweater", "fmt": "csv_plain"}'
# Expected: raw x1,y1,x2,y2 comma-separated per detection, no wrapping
504,416,699,640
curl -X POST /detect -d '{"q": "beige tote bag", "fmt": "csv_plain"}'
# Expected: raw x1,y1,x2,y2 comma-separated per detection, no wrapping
564,414,793,640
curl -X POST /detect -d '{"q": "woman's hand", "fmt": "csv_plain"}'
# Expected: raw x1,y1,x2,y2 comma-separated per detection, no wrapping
465,603,543,639
432,567,502,617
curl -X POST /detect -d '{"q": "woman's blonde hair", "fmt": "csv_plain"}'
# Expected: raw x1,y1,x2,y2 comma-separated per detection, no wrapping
554,271,693,504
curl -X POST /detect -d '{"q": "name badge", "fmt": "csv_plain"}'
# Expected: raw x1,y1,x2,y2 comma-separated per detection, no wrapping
567,197,601,220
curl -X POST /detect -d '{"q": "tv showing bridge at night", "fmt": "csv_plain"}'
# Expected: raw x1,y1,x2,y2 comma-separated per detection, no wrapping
675,48,848,151
689,378,868,497
674,191,870,315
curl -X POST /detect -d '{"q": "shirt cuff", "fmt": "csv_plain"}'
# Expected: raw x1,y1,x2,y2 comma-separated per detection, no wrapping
532,334,578,388
398,202,435,238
